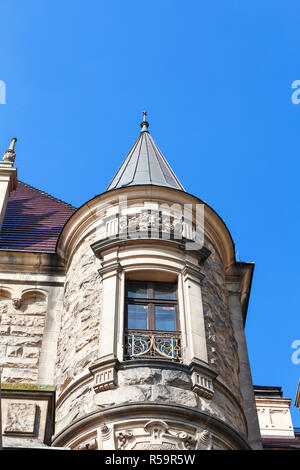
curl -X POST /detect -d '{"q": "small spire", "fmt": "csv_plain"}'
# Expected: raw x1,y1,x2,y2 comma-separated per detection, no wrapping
2,137,17,164
140,110,149,132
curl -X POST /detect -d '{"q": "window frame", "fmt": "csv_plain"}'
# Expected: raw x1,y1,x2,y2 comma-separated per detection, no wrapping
125,280,179,332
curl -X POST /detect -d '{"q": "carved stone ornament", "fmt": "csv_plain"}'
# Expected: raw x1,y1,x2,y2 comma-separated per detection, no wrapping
104,210,196,241
191,371,214,399
117,430,135,450
114,419,212,451
2,149,15,163
92,366,117,393
2,138,17,163
12,298,21,309
97,423,116,450
76,438,98,450
4,402,37,436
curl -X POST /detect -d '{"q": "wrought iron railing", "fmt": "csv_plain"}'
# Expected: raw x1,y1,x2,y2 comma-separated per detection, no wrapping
124,329,182,363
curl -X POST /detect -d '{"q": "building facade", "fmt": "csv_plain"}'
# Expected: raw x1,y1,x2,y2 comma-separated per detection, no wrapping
0,116,276,450
254,386,300,450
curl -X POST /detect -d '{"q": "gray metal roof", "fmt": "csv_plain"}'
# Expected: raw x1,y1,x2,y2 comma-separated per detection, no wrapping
106,117,185,192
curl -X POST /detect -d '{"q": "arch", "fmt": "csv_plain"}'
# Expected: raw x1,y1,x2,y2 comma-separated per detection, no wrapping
0,286,13,299
21,288,47,302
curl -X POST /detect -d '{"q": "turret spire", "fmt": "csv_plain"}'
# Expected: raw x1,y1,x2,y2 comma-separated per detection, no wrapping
2,137,17,164
107,114,184,191
140,110,149,133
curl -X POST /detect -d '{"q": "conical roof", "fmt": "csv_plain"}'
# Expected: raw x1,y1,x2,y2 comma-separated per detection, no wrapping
107,113,185,192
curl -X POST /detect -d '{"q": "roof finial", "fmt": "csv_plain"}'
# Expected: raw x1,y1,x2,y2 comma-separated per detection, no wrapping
140,110,149,132
2,137,17,164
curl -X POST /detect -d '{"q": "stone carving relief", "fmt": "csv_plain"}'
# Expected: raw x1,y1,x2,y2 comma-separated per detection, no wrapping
103,207,195,242
97,423,115,450
4,402,37,435
12,298,22,309
100,419,214,451
76,438,98,450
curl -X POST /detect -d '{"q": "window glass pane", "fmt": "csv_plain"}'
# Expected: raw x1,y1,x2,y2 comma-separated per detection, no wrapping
127,283,147,298
128,304,148,329
155,306,176,331
154,284,175,300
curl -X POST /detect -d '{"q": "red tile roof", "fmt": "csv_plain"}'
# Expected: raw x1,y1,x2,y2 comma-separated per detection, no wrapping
0,181,76,252
262,436,300,449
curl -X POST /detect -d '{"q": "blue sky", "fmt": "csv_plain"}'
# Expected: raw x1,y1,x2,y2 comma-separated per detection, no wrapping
0,1,299,425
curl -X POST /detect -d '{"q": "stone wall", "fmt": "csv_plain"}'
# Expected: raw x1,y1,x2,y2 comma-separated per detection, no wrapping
202,238,242,403
96,367,246,434
54,365,247,440
0,293,47,383
55,236,102,397
54,203,245,441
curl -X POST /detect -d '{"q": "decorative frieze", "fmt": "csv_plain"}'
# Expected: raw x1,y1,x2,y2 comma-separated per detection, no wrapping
99,206,202,246
112,419,212,450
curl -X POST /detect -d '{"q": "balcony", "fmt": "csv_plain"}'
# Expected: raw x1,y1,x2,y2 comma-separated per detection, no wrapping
124,329,182,363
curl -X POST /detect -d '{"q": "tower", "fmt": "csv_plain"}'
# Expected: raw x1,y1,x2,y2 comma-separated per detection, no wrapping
0,116,262,450
50,113,262,450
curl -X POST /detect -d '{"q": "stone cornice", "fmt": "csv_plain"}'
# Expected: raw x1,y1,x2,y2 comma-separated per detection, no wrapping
92,235,211,264
0,163,17,192
55,372,94,409
225,262,255,325
98,262,122,278
57,185,236,270
52,402,251,450
181,265,205,282
55,359,246,435
0,250,65,276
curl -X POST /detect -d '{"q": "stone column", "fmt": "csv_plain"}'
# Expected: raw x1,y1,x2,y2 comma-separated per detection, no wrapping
227,289,262,450
181,266,208,364
0,165,17,229
98,262,122,362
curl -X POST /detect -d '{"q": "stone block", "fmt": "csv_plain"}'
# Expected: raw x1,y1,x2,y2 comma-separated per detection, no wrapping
161,369,191,389
94,385,152,407
2,367,38,382
4,403,37,435
151,384,198,407
10,325,44,337
6,336,42,347
118,367,161,386
23,347,40,358
0,324,10,335
7,345,23,357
